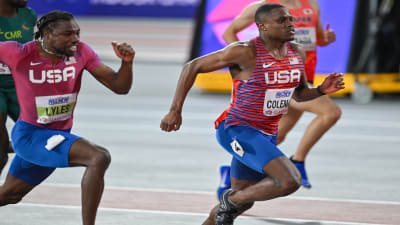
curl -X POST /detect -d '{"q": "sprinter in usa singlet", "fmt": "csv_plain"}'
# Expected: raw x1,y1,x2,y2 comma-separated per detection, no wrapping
161,5,344,224
215,36,303,179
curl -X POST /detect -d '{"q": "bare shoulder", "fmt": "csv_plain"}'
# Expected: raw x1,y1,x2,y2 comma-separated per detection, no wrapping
226,40,254,54
232,40,256,58
217,40,256,66
229,40,253,48
307,0,321,12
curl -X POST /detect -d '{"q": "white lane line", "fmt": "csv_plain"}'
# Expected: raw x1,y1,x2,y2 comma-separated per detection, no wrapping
32,183,400,206
13,203,384,225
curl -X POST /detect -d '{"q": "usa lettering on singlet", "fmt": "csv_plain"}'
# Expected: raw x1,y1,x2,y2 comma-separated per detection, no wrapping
217,37,304,135
267,0,318,82
0,41,102,130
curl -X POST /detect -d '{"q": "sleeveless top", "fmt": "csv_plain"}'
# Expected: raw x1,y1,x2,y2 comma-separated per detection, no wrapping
268,0,318,82
215,37,304,135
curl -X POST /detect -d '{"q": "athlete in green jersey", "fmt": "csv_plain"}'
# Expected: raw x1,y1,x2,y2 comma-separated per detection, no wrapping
0,0,37,176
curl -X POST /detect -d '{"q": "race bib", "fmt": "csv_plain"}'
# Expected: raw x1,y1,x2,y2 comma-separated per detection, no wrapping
35,93,77,124
0,63,11,75
263,88,294,116
294,27,316,51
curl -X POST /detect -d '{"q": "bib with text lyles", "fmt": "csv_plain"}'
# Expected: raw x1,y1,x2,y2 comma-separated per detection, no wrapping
294,27,316,51
35,93,77,124
263,88,295,116
0,63,11,75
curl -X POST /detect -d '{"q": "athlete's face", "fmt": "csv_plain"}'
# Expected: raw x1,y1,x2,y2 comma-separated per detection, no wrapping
45,19,80,57
258,8,295,41
7,0,28,8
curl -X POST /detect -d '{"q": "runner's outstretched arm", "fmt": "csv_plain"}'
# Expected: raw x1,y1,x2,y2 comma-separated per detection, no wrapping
222,1,263,44
90,41,135,94
160,44,249,132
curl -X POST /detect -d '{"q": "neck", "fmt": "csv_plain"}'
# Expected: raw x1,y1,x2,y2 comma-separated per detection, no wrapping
0,3,18,17
260,36,287,60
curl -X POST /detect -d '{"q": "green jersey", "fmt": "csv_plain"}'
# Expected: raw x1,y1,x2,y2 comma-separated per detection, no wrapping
0,7,36,43
0,7,37,75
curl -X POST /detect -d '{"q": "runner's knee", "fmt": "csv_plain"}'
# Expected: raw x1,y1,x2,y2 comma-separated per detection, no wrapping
277,174,301,196
89,148,111,170
323,105,342,125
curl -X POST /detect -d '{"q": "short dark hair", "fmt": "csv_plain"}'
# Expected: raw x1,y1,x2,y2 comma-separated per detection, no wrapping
34,10,75,40
255,3,284,24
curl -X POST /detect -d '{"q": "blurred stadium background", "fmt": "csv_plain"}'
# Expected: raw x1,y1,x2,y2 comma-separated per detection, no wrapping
29,0,400,104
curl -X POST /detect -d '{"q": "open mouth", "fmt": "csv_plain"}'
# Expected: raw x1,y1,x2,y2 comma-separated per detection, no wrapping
69,45,78,52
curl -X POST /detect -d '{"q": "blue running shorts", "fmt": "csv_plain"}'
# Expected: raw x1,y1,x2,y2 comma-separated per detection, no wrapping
216,121,285,181
9,120,81,185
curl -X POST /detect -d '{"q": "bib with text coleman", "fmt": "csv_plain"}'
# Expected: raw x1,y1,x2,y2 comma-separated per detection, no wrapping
263,88,295,116
35,93,77,124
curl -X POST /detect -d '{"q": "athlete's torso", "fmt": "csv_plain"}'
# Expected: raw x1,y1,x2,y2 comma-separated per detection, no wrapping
267,0,318,82
0,41,102,129
216,37,304,134
0,7,37,75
